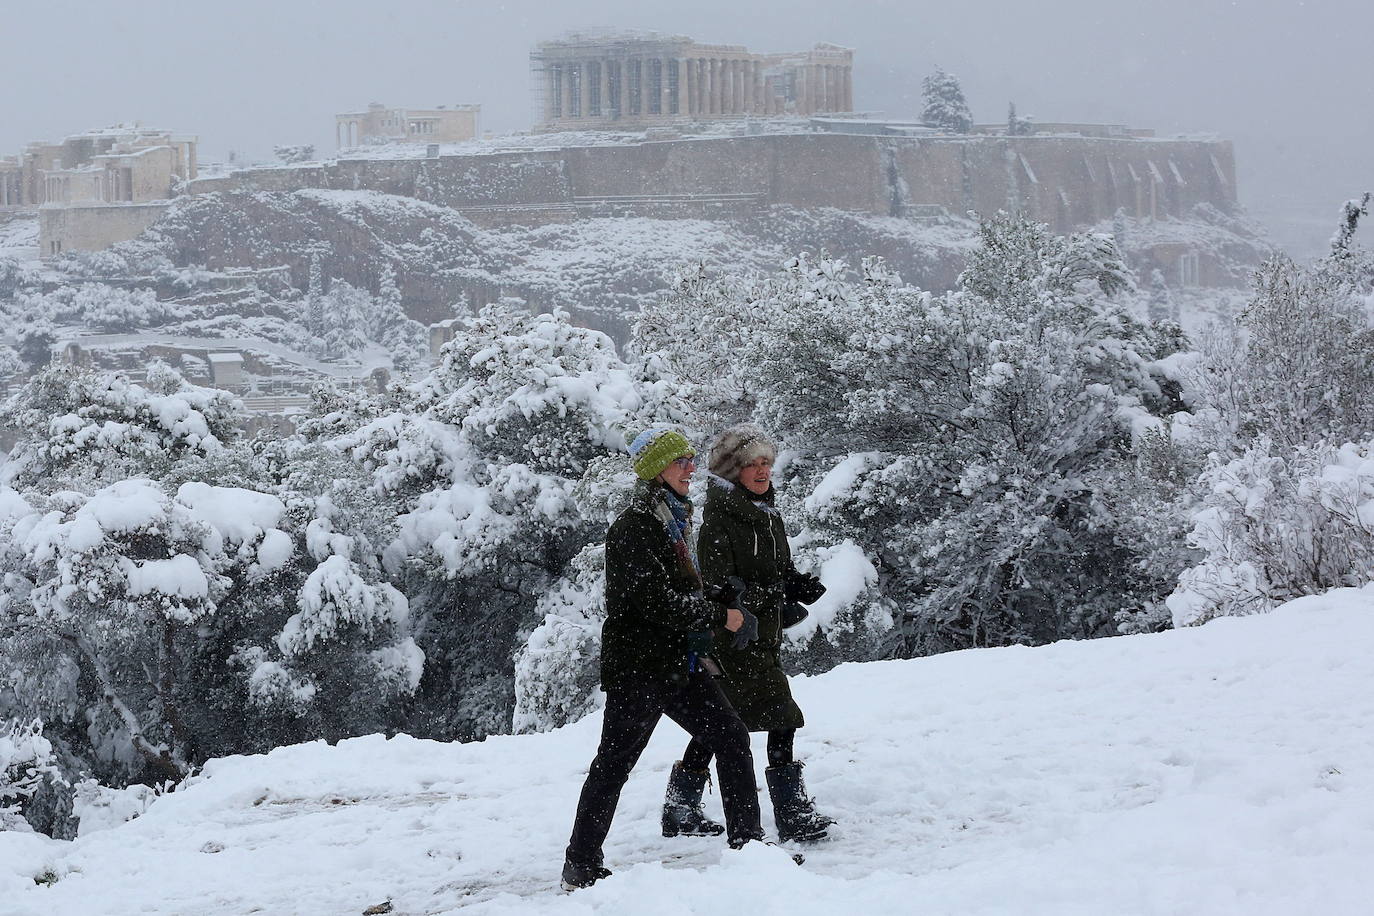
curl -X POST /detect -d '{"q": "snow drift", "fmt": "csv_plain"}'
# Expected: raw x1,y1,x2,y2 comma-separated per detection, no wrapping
4,586,1372,915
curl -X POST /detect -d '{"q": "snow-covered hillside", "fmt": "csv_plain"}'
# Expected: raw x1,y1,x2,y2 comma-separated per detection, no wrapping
4,586,1372,915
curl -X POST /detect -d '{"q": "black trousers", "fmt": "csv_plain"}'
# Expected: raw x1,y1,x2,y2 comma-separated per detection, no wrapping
684,727,795,770
565,671,763,866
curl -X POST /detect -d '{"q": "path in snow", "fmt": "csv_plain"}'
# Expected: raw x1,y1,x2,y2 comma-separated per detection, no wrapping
4,585,1372,915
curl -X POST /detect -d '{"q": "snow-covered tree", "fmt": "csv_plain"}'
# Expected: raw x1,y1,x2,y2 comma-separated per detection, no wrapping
1007,102,1032,136
921,67,973,134
319,279,370,359
0,362,243,493
650,216,1174,660
1147,268,1174,323
368,264,429,372
0,361,425,795
16,320,55,371
0,257,28,299
0,345,22,381
319,303,672,739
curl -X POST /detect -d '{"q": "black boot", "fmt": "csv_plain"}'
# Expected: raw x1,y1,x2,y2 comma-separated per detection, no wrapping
765,762,835,843
560,858,612,892
661,761,726,837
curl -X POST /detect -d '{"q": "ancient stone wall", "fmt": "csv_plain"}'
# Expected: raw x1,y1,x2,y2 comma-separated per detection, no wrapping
39,202,171,255
184,132,1236,231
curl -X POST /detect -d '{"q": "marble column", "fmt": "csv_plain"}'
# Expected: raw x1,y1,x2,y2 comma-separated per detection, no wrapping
743,59,754,114
559,65,572,120
578,62,591,119
710,59,722,115
661,57,673,116
842,65,853,110
675,58,688,116
599,59,611,119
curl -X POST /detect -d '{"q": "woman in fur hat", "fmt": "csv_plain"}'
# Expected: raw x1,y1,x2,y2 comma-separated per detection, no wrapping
660,423,836,844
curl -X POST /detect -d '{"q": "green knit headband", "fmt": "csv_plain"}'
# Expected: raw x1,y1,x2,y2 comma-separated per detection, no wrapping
632,430,694,480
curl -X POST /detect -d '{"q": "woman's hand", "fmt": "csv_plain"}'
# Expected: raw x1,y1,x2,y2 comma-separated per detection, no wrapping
725,607,744,632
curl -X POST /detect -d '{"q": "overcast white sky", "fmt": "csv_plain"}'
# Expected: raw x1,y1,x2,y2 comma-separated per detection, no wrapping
3,0,1369,256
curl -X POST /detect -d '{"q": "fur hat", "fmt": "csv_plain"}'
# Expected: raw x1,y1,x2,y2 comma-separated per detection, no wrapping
708,424,778,482
629,428,695,481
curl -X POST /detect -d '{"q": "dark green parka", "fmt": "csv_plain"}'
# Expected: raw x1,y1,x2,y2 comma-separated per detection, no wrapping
698,477,826,731
600,481,727,690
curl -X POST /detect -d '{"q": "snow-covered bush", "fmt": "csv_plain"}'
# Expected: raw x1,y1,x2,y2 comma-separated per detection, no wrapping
273,144,315,164
1183,253,1374,457
1,719,58,832
511,545,607,734
1167,438,1374,627
69,778,159,837
510,454,639,733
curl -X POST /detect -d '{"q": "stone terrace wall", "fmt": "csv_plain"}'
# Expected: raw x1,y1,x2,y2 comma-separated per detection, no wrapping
184,132,1237,232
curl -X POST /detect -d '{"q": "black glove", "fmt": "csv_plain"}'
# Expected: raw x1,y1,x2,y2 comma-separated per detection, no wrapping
730,608,759,650
785,570,826,605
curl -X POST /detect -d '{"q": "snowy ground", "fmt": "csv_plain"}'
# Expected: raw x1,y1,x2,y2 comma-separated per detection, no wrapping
4,586,1372,915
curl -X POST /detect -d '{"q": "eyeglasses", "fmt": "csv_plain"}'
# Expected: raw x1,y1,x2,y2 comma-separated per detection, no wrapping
670,455,697,469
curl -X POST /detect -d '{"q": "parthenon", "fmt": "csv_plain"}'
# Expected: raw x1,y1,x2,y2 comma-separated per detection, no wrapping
531,30,854,130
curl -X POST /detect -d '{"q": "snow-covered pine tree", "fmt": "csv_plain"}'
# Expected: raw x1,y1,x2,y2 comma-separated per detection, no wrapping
306,253,325,338
921,66,973,134
371,264,429,372
320,280,370,359
1007,102,1032,136
1148,268,1174,322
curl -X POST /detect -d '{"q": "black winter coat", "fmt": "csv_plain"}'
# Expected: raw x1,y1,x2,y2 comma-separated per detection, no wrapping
698,478,826,731
600,482,727,690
